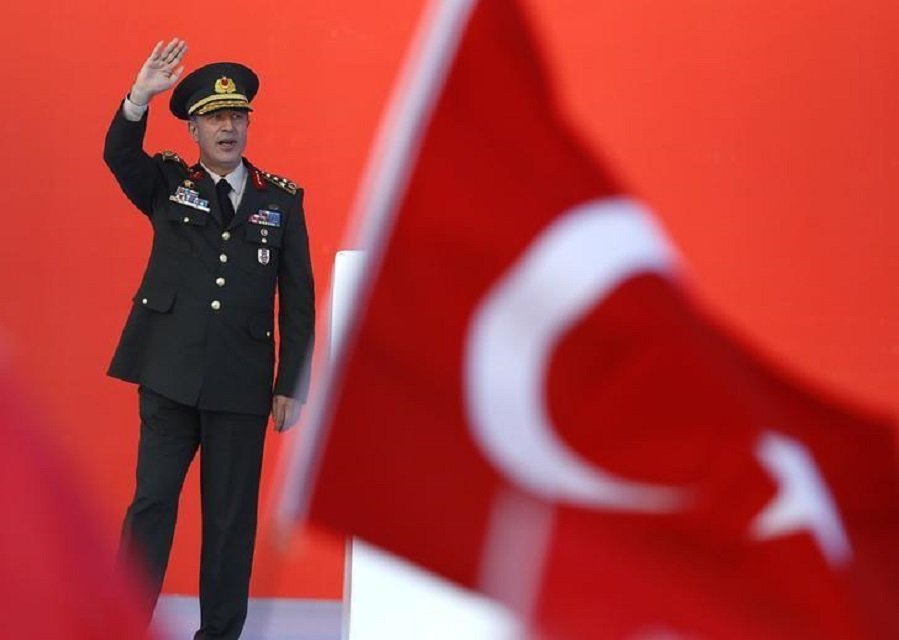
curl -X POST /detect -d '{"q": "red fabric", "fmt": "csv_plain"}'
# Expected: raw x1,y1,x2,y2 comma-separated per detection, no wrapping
303,1,899,637
0,369,152,639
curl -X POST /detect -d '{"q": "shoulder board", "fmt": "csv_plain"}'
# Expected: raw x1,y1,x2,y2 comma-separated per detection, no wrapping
159,150,187,169
261,170,298,195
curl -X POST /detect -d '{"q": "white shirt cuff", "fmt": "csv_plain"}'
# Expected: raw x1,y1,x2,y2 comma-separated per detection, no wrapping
122,95,149,122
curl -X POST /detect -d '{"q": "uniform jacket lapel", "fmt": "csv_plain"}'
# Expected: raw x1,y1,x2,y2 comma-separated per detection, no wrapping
230,159,267,231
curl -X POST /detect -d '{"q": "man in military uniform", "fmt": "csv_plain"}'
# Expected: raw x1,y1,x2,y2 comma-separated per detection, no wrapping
103,38,315,640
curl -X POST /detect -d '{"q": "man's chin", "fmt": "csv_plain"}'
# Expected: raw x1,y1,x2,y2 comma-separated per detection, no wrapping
205,151,243,171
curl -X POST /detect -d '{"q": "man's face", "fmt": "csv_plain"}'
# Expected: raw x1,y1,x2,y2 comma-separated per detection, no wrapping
188,109,249,173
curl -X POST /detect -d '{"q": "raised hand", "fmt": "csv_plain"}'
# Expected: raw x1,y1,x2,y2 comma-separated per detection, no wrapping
130,38,188,106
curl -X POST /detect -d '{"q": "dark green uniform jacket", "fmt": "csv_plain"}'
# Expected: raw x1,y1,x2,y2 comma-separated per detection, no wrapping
103,103,314,415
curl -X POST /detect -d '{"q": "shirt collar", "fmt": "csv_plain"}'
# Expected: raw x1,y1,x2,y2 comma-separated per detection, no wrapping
201,160,247,196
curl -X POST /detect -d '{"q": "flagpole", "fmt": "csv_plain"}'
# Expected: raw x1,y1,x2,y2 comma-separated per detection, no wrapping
275,0,478,528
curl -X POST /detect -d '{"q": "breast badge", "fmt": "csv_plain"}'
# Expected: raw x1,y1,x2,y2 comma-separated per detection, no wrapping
170,186,210,212
249,209,282,227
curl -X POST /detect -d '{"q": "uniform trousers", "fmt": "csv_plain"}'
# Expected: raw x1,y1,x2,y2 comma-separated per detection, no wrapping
120,386,268,640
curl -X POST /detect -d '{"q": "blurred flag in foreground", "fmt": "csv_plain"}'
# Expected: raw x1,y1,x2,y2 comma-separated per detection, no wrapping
281,0,899,637
0,365,152,639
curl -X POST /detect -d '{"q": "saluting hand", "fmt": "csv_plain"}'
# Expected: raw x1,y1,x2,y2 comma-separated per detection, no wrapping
130,38,188,106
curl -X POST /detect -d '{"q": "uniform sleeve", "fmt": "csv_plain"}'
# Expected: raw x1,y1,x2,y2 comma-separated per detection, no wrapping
274,188,316,400
102,99,163,217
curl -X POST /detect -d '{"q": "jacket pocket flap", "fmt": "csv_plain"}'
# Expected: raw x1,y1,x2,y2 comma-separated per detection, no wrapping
248,315,274,340
133,285,176,312
245,224,283,248
167,206,209,226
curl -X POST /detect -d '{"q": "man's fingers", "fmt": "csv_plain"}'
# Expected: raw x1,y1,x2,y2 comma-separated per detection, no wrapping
145,39,185,76
160,38,177,56
147,41,163,63
170,65,185,83
277,400,301,432
158,38,181,65
167,45,187,70
272,399,285,430
160,42,187,75
166,40,186,63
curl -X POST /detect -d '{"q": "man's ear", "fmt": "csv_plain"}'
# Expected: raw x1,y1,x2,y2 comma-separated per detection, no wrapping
187,119,199,142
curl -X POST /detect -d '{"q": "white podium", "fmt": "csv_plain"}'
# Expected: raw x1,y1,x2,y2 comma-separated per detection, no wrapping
331,251,520,640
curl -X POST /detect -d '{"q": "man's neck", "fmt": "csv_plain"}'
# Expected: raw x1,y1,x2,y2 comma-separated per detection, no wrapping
201,158,242,178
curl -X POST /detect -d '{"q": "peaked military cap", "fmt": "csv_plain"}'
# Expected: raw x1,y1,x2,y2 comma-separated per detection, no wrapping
170,62,259,120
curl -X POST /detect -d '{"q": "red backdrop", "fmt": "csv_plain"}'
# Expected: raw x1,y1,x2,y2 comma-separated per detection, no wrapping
0,0,897,600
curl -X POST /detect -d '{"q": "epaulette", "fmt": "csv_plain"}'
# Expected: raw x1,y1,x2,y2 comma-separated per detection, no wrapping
187,163,206,182
260,170,298,195
160,150,188,170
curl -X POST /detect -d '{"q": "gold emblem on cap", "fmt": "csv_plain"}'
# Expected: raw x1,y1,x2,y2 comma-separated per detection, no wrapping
214,76,237,94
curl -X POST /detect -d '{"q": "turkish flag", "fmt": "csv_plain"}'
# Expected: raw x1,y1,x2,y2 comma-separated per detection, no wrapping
286,0,899,638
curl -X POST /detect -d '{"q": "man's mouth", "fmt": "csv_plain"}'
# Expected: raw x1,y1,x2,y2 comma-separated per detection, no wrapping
218,139,237,151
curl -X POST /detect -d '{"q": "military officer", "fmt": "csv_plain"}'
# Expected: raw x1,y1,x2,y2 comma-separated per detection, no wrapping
103,38,315,640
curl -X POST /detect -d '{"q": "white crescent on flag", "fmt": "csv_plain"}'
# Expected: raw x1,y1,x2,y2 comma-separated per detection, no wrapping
465,197,691,512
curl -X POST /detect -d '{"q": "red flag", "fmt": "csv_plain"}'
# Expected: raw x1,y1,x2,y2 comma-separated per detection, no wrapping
0,367,153,639
285,0,899,637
